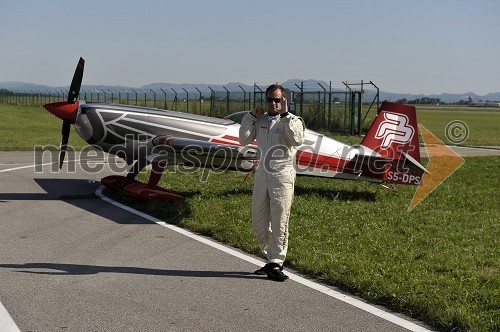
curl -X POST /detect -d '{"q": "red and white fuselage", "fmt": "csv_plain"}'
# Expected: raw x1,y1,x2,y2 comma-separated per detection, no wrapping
43,57,427,200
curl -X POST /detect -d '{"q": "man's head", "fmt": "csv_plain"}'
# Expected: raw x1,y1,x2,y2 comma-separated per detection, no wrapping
266,84,285,115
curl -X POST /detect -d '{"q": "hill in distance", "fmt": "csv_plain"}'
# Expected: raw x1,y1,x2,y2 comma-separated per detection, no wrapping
1,80,499,104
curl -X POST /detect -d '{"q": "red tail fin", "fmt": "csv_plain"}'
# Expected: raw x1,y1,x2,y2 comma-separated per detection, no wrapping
361,101,421,162
361,102,426,186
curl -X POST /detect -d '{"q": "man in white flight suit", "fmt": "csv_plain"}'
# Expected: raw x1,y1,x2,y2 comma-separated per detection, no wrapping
239,84,305,281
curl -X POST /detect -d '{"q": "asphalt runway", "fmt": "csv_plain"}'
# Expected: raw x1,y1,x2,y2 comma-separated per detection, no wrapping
5,150,492,332
420,145,500,157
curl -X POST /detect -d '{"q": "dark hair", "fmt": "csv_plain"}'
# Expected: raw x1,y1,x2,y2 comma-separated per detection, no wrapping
266,84,285,96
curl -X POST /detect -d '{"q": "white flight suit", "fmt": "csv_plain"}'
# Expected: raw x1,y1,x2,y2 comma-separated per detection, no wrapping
239,111,305,265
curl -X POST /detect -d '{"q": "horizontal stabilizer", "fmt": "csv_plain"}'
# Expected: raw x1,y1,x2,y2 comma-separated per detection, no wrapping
345,150,428,186
401,152,429,175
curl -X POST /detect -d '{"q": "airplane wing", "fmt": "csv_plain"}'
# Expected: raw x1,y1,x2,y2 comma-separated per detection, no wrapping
149,136,257,172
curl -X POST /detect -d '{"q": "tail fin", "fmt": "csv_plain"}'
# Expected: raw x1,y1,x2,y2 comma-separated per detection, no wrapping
361,101,420,160
360,101,427,185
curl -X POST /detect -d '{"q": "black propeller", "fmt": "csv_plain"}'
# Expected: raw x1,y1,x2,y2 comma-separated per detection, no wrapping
58,57,85,168
67,57,85,104
59,120,72,169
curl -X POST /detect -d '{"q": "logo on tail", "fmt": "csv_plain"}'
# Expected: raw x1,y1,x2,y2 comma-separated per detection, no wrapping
375,112,414,149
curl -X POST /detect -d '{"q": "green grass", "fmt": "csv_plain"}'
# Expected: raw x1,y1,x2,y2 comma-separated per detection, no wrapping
416,110,500,146
1,104,499,150
358,104,500,146
2,103,499,331
114,157,499,332
0,104,92,151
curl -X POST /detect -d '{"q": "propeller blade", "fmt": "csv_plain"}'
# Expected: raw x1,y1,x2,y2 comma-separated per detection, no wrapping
59,120,71,169
67,57,85,104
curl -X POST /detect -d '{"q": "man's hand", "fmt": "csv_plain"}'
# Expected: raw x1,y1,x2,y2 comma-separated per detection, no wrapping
251,106,264,117
279,97,288,114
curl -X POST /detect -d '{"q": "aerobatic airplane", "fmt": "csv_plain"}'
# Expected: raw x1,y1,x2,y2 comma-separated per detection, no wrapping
43,58,427,201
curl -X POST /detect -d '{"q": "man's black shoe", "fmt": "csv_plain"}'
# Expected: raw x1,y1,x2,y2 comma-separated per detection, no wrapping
254,263,284,275
265,263,288,282
254,264,268,275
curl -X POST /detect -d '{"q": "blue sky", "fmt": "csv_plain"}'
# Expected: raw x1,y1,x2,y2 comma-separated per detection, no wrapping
1,0,498,95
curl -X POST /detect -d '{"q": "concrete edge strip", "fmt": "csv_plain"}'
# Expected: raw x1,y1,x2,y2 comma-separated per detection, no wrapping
96,186,432,332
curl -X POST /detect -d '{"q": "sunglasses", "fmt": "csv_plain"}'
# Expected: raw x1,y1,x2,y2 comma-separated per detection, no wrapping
266,97,282,104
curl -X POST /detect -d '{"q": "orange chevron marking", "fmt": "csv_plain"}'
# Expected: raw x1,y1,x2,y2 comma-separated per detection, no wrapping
408,125,465,211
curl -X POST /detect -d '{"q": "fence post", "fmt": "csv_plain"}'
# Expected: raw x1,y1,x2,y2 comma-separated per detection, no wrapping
328,81,332,131
254,84,263,109
45,89,51,104
318,83,327,129
239,85,247,111
171,88,178,111
223,86,229,117
350,92,356,135
151,89,156,108
115,89,121,104
141,89,147,107
123,89,128,105
160,88,167,110
182,88,189,113
209,86,215,117
132,89,138,106
370,80,380,110
357,91,362,136
195,87,202,115
294,82,304,117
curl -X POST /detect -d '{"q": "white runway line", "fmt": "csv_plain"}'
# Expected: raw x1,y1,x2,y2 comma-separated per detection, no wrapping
96,187,433,332
0,160,125,174
0,162,55,173
0,301,21,332
0,162,41,331
0,159,433,331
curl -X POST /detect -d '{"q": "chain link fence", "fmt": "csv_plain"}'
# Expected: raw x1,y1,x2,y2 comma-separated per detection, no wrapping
0,81,379,135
